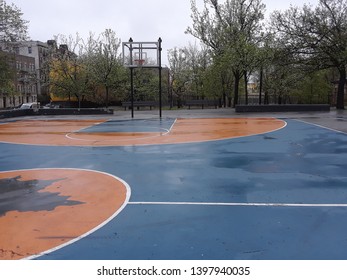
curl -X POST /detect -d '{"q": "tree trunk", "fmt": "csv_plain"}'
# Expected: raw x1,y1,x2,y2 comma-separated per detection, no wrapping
244,71,248,105
222,88,227,107
221,73,227,107
264,91,269,104
336,66,346,109
259,67,263,105
233,71,240,108
105,86,109,108
176,91,182,108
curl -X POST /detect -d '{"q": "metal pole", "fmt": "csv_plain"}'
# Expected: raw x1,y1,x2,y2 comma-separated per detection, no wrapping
129,38,134,118
131,67,134,118
158,37,162,119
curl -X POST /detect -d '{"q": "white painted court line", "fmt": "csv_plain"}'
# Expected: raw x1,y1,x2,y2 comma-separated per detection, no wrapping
65,120,108,141
65,120,173,142
66,127,169,142
168,118,177,133
294,119,347,135
128,201,347,207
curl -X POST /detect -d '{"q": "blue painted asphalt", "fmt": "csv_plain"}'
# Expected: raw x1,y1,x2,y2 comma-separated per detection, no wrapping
1,118,347,259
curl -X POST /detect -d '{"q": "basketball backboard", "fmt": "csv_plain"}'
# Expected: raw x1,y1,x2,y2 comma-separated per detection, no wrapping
122,39,161,68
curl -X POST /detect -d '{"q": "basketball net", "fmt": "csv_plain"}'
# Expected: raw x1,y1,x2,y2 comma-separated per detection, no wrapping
134,59,145,68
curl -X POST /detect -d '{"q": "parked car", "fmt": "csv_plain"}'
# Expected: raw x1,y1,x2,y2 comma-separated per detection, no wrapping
43,103,60,109
19,102,40,110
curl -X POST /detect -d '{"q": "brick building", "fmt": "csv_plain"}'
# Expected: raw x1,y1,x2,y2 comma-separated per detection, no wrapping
0,41,50,108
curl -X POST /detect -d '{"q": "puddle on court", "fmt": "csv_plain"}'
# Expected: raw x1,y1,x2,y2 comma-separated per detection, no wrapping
0,176,83,216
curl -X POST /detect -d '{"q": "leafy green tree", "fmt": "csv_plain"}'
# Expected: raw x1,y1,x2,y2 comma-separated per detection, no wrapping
183,43,210,100
271,0,347,109
254,34,278,104
262,47,305,104
203,55,234,106
131,68,158,101
0,0,28,43
167,47,191,107
0,51,14,94
48,34,90,108
84,29,124,107
186,0,266,107
293,70,333,104
0,0,29,102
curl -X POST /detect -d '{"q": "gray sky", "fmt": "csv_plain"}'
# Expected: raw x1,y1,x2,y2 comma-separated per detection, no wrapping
9,0,318,65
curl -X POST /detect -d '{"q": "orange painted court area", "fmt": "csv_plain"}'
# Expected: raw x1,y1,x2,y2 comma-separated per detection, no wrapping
0,118,286,146
0,169,128,260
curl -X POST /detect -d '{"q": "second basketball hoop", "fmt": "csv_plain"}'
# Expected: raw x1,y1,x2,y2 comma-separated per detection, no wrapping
122,39,160,68
122,38,163,118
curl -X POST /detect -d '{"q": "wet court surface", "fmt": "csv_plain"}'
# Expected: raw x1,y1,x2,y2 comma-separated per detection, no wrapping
0,118,285,146
0,114,346,260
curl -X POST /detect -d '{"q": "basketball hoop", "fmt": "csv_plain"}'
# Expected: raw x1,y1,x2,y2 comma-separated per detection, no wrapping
122,38,163,118
134,59,145,67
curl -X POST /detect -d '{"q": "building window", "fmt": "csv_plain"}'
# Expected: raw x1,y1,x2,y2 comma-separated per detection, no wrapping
28,46,32,54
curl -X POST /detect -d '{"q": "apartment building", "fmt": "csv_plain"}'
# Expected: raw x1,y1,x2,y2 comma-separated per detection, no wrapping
15,41,50,97
0,41,51,108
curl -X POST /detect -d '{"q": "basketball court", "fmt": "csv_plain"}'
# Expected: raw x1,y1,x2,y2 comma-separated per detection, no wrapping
0,109,346,260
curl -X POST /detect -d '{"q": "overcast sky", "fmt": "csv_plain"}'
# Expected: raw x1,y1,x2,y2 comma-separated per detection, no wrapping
9,0,318,65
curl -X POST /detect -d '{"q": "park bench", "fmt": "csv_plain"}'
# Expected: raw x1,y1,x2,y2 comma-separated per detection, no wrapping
122,101,158,110
186,99,218,109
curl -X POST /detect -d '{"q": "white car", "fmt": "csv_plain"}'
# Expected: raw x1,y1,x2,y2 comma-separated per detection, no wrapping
19,102,40,110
